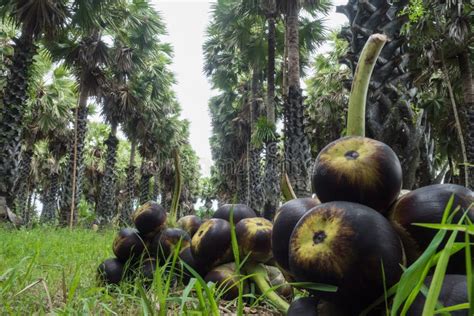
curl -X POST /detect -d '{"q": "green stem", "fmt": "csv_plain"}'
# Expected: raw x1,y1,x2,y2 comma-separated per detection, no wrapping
245,263,289,313
346,34,388,137
169,148,182,225
281,172,297,201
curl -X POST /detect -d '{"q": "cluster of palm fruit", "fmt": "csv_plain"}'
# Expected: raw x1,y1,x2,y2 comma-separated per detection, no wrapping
276,135,474,315
97,201,291,302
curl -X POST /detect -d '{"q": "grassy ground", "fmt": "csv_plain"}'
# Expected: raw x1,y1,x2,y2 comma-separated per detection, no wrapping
0,225,279,315
0,225,131,314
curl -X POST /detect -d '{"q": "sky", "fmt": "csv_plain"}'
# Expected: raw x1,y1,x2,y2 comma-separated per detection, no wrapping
150,0,348,176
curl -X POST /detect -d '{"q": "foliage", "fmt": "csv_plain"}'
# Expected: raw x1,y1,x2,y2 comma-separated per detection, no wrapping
305,32,350,156
402,0,473,184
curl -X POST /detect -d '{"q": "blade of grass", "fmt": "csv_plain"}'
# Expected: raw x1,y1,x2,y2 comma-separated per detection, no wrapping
180,260,219,316
435,303,470,313
20,248,39,287
413,223,474,234
289,282,337,292
229,204,244,316
361,242,465,316
194,280,208,314
179,277,197,314
422,217,464,315
400,256,434,315
138,285,154,316
381,260,390,315
67,270,81,305
465,232,474,316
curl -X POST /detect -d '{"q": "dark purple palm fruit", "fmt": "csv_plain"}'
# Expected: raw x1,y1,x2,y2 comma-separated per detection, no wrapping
112,228,146,263
271,198,320,273
389,184,474,273
213,204,256,223
177,215,202,237
97,258,124,285
150,227,191,259
132,201,167,239
289,202,403,313
236,217,273,263
204,263,244,300
191,218,232,269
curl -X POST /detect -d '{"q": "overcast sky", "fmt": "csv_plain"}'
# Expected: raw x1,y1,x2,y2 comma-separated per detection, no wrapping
150,0,348,176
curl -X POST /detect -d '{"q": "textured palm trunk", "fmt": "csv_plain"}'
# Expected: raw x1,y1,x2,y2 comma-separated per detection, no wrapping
170,149,183,222
0,33,36,207
96,125,119,223
249,70,264,213
121,140,137,223
237,153,249,204
337,0,426,189
459,51,474,190
41,172,59,223
139,159,152,205
151,173,160,202
283,5,311,197
59,88,89,226
14,148,33,221
263,11,280,220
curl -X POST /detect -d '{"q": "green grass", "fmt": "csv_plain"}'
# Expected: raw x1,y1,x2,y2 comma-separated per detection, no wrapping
0,225,135,314
0,225,281,315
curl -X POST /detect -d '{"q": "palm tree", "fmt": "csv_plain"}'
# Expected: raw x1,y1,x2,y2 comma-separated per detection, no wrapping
0,0,66,209
56,32,108,226
277,0,329,197
261,0,280,219
305,33,351,156
14,49,76,223
205,1,268,212
120,55,175,222
40,132,69,223
96,1,166,224
51,0,118,226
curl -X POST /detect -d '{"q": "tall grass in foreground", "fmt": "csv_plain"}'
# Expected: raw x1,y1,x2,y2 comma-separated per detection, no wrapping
0,225,283,315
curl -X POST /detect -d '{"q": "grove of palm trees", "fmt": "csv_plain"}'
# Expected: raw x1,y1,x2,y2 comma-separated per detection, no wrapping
0,0,472,315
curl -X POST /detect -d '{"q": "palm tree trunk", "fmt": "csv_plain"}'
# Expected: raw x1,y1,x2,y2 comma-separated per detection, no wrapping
59,86,89,226
14,148,33,220
249,70,264,214
283,4,311,197
237,153,249,204
122,139,137,223
41,171,59,223
282,16,289,97
286,5,300,88
170,149,183,223
0,33,36,207
96,124,119,224
263,11,280,220
459,51,474,190
152,173,160,202
139,159,152,205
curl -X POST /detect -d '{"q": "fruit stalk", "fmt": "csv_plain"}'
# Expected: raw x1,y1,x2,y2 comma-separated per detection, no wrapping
245,263,290,313
346,33,388,137
281,173,297,201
